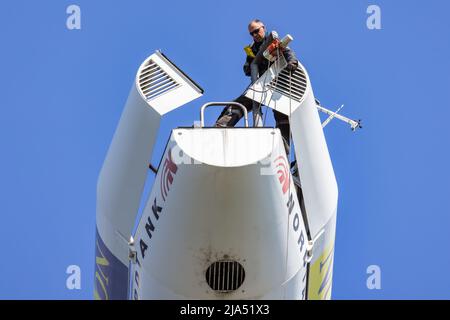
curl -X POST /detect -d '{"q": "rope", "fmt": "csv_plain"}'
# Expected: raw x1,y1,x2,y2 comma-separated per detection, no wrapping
255,51,274,126
288,58,293,161
262,46,282,127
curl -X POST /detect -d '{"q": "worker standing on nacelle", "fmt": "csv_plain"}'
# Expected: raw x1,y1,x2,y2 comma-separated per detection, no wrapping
215,19,299,156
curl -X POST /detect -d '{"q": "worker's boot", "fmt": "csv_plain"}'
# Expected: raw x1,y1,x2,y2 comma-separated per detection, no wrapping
215,107,242,127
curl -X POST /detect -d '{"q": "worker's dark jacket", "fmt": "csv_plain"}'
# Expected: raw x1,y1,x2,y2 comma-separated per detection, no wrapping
243,33,298,78
216,32,296,155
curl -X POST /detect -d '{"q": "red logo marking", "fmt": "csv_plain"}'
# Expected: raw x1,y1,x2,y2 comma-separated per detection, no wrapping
274,156,290,194
160,149,178,201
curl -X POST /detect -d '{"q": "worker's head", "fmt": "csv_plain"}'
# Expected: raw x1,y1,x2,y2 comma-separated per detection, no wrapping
248,19,265,42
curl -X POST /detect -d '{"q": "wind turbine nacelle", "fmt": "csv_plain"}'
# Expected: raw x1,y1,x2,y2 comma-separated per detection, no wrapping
130,128,309,299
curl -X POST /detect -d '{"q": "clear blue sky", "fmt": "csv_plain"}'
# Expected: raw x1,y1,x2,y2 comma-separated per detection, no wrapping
1,0,450,299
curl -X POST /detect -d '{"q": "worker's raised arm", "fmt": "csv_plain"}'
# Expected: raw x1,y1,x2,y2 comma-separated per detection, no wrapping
283,46,299,71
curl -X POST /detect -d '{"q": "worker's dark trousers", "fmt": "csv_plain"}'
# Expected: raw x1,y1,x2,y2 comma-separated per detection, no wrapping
215,95,291,156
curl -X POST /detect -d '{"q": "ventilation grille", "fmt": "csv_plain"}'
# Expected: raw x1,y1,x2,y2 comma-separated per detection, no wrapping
267,67,308,102
138,59,181,100
205,260,245,293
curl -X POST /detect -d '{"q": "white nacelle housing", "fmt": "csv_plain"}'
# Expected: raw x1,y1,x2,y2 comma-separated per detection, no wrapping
95,49,339,301
131,128,309,299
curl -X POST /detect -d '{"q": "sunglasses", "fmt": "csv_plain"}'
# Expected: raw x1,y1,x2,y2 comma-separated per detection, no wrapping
249,27,263,36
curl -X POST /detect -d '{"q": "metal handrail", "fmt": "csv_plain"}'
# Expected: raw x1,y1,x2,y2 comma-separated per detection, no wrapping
200,102,249,128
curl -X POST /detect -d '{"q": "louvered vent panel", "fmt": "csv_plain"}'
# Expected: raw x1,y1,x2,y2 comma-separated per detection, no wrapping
205,260,245,293
267,67,308,102
138,60,181,101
